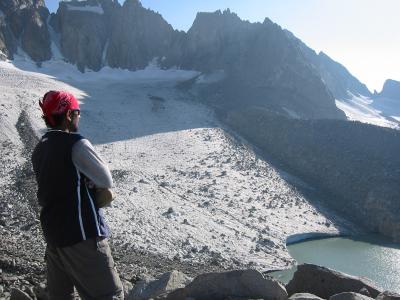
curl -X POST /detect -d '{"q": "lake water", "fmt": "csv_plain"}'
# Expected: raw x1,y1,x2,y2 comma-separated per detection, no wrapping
270,235,400,293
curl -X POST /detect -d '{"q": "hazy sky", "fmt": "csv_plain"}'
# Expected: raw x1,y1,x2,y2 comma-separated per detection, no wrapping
45,0,400,92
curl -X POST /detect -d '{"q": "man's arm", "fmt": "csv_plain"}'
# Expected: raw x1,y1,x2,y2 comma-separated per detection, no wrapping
72,139,113,189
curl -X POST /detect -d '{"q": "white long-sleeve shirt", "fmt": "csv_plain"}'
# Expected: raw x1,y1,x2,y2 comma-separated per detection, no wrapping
71,139,113,189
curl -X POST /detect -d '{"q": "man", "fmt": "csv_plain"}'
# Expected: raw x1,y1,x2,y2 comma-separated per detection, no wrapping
32,91,123,299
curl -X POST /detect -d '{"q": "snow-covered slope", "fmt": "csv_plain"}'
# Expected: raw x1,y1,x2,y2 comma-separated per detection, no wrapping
335,93,400,129
0,58,356,271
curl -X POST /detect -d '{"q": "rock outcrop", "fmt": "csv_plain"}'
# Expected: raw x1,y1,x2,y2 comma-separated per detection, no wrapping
286,30,371,100
128,270,192,300
49,0,118,72
376,291,400,300
106,0,181,70
329,292,374,300
289,293,324,300
286,264,382,299
49,0,182,72
181,10,345,120
166,269,288,300
0,0,51,61
377,79,400,100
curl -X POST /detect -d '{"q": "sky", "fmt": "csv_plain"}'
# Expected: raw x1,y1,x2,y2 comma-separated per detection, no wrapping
45,0,400,92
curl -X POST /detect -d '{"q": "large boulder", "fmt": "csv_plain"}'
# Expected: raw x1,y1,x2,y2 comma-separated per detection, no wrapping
289,293,324,300
166,269,288,300
329,292,373,300
286,264,382,299
376,291,400,300
127,270,192,300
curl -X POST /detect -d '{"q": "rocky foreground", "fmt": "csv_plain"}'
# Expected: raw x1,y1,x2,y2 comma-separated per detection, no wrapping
2,263,400,300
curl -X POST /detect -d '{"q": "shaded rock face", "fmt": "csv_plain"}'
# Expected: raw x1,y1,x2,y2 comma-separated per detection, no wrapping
287,30,371,100
106,0,180,70
378,79,400,100
315,52,372,99
0,0,51,61
286,264,382,299
51,0,180,72
50,0,118,72
181,10,345,120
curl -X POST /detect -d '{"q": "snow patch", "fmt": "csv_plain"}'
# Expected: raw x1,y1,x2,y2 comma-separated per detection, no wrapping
0,9,4,18
335,92,399,129
66,4,104,14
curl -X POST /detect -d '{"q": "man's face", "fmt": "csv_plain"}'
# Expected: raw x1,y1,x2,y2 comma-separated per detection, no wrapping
68,110,80,132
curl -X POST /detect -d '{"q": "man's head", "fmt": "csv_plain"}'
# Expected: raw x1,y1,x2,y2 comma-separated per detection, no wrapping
39,91,80,132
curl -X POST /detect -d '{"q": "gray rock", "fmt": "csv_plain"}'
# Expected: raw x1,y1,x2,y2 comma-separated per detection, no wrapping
106,0,179,70
128,270,192,300
10,288,33,300
286,264,382,299
50,0,113,72
329,292,374,300
166,269,288,300
376,291,400,300
378,79,400,100
0,0,51,61
289,293,324,300
20,8,52,61
181,10,345,120
358,288,371,297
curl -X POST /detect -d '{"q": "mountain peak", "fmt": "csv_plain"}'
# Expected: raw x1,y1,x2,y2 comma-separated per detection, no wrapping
379,79,400,100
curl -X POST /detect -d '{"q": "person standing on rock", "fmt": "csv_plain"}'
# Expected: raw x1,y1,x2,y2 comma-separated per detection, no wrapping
31,91,124,299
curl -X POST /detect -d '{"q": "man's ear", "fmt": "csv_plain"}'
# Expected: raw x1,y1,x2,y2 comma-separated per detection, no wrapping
66,109,72,122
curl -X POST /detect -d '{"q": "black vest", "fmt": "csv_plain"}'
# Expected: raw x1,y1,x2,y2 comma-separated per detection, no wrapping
32,131,109,247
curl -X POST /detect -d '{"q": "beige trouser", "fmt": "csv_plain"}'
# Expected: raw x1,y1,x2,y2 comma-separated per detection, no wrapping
45,237,124,300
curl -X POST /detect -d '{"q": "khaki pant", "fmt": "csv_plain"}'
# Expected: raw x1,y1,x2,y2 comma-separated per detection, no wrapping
45,238,124,300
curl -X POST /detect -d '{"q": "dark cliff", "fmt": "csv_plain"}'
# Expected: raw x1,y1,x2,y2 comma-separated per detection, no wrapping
0,0,51,61
179,11,345,120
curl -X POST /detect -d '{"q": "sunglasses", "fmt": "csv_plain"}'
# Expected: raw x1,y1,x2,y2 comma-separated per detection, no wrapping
70,110,81,117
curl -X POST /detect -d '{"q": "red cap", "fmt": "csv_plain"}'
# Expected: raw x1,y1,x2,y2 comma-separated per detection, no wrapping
39,91,80,126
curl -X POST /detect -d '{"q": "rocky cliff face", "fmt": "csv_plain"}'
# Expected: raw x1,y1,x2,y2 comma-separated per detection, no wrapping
0,0,51,61
50,0,181,72
180,10,345,120
50,0,119,72
377,79,400,100
286,31,372,100
106,0,181,70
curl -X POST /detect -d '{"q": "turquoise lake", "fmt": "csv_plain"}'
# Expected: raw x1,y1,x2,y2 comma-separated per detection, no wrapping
270,235,400,293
